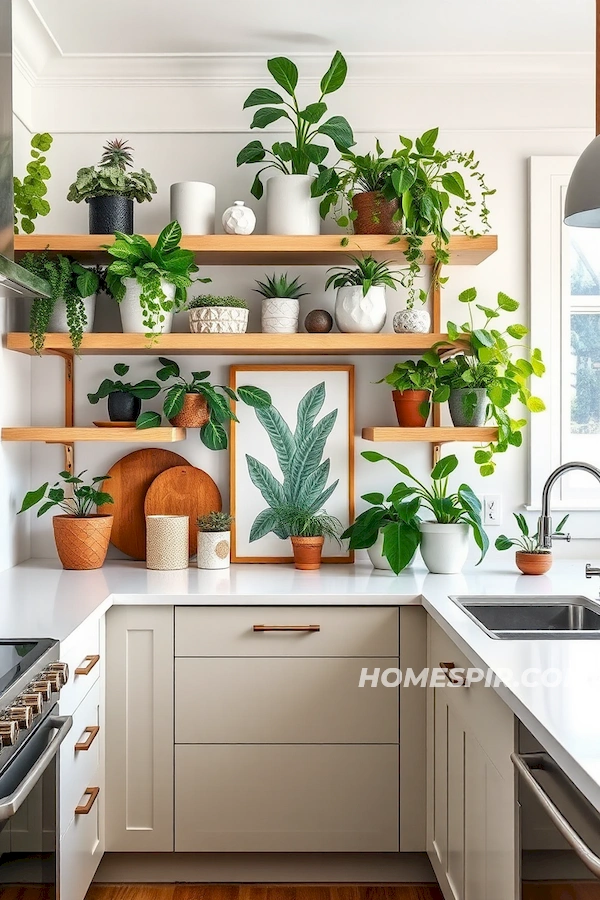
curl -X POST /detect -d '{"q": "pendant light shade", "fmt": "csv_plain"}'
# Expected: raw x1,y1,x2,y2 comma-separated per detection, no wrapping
564,135,600,226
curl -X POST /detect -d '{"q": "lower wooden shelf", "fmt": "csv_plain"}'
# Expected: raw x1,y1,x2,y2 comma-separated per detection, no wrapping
361,426,498,443
1,427,186,443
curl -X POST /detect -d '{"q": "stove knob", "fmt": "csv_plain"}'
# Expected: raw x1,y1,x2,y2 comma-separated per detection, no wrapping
0,721,18,747
30,681,52,701
20,692,43,716
8,705,33,730
46,662,69,686
41,672,62,693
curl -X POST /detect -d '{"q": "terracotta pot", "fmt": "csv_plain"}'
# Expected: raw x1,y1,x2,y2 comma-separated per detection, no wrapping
352,191,401,235
392,389,431,427
169,393,210,428
515,551,553,575
52,514,113,570
291,535,325,570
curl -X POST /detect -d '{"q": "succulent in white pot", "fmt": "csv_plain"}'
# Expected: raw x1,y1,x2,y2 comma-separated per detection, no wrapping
254,273,308,334
325,255,402,333
196,511,234,569
188,295,249,334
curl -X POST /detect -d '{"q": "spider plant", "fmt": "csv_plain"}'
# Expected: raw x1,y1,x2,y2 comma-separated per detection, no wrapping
325,255,403,296
272,507,342,541
495,513,569,554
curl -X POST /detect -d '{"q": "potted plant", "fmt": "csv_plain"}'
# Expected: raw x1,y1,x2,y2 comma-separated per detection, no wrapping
105,221,209,336
434,355,497,427
325,254,402,334
254,273,308,334
271,507,342,570
18,470,114,570
20,252,101,353
380,359,449,427
67,138,157,234
341,489,421,573
14,132,53,234
363,452,488,574
137,357,271,449
188,295,249,334
196,511,234,569
87,363,160,423
237,51,354,234
495,513,569,575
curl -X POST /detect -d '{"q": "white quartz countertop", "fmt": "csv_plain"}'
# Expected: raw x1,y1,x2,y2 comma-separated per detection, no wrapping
4,557,600,812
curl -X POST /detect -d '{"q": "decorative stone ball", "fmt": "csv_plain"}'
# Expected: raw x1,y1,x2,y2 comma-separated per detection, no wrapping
222,200,256,235
305,309,333,333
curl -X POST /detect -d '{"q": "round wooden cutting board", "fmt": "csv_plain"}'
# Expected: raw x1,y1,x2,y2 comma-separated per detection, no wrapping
144,466,222,556
98,448,189,560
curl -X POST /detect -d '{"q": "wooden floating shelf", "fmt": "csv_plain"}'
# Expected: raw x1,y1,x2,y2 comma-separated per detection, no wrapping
7,332,452,357
1,427,186,443
361,427,499,443
14,234,498,267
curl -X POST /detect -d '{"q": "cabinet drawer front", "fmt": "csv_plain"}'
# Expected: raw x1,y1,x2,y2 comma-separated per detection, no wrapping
176,657,398,744
60,790,103,900
60,680,101,836
59,616,101,716
175,744,398,852
175,607,398,657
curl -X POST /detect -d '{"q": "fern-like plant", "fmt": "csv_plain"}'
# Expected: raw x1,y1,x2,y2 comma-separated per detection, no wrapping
246,382,340,541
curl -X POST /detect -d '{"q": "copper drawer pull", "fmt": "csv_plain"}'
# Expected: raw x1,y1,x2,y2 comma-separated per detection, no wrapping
440,661,468,687
75,786,99,815
75,655,100,676
75,725,100,752
253,624,320,632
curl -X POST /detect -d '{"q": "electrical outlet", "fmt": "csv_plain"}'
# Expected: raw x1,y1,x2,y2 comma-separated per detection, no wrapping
483,494,502,526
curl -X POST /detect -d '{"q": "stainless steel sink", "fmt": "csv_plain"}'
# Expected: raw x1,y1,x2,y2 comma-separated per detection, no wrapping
451,595,600,639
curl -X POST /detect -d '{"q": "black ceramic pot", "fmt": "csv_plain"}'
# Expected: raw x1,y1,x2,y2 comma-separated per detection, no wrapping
108,391,141,422
87,196,134,234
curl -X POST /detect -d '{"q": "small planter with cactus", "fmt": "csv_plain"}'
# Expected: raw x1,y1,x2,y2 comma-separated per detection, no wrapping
495,513,569,575
188,295,249,334
255,274,308,334
197,512,234,569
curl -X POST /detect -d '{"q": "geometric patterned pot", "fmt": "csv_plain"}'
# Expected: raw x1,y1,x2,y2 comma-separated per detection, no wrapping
393,309,431,334
189,306,249,334
261,297,299,334
52,514,113,570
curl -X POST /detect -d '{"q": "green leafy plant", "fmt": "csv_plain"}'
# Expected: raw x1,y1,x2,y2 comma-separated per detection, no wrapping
313,141,397,226
379,358,450,420
197,511,234,532
87,363,160,405
254,273,308,300
362,451,489,564
237,51,355,198
324,254,403,297
20,252,100,353
271,507,341,541
67,137,156,204
137,357,271,451
105,221,208,335
341,489,421,574
18,470,113,518
495,513,569,555
188,295,248,309
14,132,53,234
246,382,340,541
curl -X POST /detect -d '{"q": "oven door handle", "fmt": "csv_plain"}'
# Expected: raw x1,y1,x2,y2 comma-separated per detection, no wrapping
0,715,72,822
512,751,600,879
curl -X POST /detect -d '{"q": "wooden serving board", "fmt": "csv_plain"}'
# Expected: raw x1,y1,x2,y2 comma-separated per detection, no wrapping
99,448,189,560
144,465,222,556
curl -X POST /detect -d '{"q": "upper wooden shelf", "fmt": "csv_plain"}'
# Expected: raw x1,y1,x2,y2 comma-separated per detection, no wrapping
1,427,186,443
14,234,498,267
7,332,452,357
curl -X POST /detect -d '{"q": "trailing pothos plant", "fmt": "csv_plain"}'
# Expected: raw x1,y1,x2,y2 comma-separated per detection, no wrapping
341,487,422,574
427,287,545,476
237,51,355,198
136,357,271,450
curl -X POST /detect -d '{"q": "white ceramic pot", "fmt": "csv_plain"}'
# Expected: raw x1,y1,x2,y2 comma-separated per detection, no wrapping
197,530,231,569
366,530,416,571
419,522,469,574
119,277,176,334
189,306,249,334
334,285,387,333
222,200,256,235
261,297,299,334
146,515,189,570
393,308,431,334
266,174,320,235
48,293,96,333
170,182,216,234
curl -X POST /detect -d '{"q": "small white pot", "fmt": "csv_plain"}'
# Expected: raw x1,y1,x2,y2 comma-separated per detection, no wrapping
48,293,96,333
266,174,320,235
261,297,299,334
419,522,469,574
222,200,256,235
189,306,249,334
170,182,216,234
146,515,189,570
119,277,176,334
366,531,416,571
334,285,387,333
393,308,431,334
197,530,231,569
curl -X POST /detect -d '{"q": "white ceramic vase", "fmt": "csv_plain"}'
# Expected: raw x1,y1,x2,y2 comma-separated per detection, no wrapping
393,308,431,334
222,200,256,235
170,182,216,234
189,306,249,334
48,293,96,333
419,522,469,574
119,277,176,334
266,174,320,235
334,285,387,333
197,530,231,569
146,515,189,570
261,297,299,334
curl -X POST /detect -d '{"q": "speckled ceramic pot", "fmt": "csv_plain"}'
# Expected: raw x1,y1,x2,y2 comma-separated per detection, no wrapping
197,530,231,569
393,309,431,334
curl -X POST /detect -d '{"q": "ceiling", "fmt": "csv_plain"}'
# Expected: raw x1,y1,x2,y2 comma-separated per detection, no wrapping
29,0,594,55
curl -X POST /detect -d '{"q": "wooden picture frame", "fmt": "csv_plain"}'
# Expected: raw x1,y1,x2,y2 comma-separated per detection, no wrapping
230,364,355,564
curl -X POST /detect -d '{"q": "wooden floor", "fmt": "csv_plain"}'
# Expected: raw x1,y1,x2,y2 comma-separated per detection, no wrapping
86,887,445,900
522,885,600,899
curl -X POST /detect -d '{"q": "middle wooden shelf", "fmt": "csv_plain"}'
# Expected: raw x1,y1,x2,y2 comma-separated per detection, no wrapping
361,426,498,443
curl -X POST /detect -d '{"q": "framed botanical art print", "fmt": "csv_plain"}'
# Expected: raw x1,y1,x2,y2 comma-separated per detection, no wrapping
229,364,354,563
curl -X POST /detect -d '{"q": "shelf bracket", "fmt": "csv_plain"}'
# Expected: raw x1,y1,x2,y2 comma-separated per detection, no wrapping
47,350,75,474
432,442,443,467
